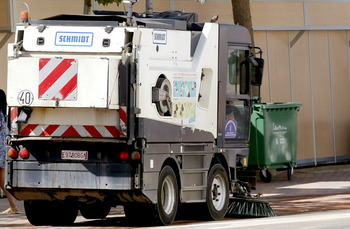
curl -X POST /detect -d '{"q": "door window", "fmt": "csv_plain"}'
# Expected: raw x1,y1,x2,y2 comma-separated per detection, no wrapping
227,50,249,97
225,100,250,140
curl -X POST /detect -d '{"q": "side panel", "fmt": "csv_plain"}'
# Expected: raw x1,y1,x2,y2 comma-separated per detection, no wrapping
135,24,219,140
137,118,214,143
142,144,171,203
142,143,215,203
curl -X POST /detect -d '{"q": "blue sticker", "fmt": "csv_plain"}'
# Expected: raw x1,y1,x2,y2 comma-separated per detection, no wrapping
173,80,196,98
225,119,237,139
55,32,94,47
153,30,167,45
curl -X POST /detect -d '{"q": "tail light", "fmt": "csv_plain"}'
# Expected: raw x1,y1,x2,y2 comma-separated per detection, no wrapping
19,148,29,159
131,151,141,160
8,148,18,159
120,151,129,160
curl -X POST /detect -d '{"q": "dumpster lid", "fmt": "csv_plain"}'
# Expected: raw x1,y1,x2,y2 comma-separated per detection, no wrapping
253,102,302,110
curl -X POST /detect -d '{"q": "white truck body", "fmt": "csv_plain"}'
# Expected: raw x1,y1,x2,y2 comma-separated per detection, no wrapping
5,10,262,226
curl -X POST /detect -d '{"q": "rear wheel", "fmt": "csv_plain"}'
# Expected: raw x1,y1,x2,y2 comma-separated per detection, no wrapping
24,200,78,226
124,165,179,226
124,203,156,225
80,200,111,219
157,165,179,225
206,164,229,220
24,200,51,226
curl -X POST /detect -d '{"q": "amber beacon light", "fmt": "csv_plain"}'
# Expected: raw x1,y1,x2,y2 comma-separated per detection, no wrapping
20,3,30,23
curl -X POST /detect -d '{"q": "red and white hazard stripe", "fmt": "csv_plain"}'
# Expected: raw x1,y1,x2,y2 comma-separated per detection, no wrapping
119,106,127,137
39,58,78,101
10,107,18,135
20,124,121,138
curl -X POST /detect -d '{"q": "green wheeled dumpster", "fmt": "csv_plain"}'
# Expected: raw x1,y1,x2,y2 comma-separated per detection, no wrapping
249,102,301,183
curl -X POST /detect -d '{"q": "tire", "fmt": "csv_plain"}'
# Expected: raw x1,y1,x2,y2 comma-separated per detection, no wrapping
53,201,78,225
24,200,78,226
124,204,140,222
80,201,111,219
259,169,272,183
156,165,179,225
124,166,179,226
24,200,51,226
124,203,156,225
206,164,229,220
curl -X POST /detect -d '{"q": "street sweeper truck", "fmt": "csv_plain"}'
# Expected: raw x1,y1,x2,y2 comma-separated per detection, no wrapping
5,3,270,226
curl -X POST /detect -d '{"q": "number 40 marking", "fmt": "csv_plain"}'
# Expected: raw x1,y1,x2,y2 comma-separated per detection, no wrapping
17,90,34,106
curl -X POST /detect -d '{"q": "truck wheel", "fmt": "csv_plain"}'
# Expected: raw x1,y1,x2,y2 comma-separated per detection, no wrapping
53,201,78,225
24,200,51,226
24,200,78,226
157,165,179,225
124,203,156,225
206,164,229,220
80,201,111,219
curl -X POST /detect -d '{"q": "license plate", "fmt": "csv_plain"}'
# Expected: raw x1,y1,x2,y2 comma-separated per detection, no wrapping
61,150,88,160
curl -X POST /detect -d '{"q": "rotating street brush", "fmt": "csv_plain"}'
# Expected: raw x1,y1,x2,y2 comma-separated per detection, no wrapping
226,180,276,218
226,197,276,218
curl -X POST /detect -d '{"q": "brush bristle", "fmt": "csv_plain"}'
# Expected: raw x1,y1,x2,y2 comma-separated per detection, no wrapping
226,198,276,218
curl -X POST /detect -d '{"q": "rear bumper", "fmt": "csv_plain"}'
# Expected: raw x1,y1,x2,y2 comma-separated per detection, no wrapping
8,161,133,190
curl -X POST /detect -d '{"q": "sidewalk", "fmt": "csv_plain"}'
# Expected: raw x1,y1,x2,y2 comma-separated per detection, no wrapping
252,164,350,215
253,164,350,197
0,197,26,228
0,195,24,213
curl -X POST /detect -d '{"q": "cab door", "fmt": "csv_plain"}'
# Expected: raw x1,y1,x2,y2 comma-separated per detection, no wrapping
217,46,252,148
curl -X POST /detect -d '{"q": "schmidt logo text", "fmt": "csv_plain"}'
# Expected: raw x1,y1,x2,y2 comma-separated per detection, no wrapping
55,32,94,47
153,30,167,45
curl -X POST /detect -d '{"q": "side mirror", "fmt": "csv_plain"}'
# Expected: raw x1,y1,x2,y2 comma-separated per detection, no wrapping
239,60,249,94
251,58,264,86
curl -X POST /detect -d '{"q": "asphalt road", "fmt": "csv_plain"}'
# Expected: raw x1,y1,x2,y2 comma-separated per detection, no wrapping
158,209,350,229
1,164,350,228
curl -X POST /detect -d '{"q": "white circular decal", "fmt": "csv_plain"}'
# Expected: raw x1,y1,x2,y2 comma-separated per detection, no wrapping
18,90,34,106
